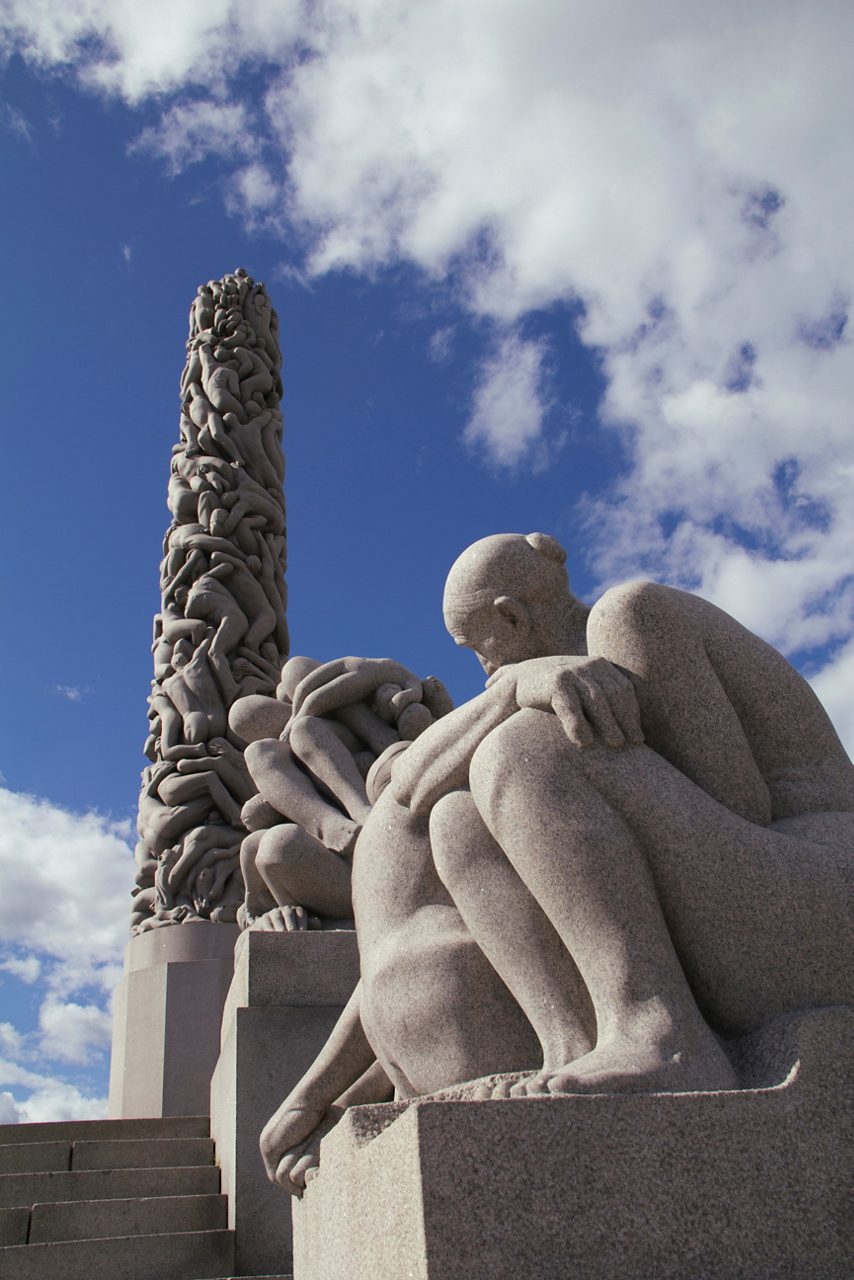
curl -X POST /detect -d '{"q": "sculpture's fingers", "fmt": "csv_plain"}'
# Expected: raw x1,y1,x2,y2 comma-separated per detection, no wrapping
274,1149,308,1192
485,663,517,689
550,681,593,748
389,677,423,712
576,676,625,749
288,1150,320,1189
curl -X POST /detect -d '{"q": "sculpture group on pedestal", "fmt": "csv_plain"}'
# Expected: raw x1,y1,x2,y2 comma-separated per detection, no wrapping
255,531,854,1193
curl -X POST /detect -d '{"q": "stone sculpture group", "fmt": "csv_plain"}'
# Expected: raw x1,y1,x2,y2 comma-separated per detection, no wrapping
131,268,289,932
257,531,854,1193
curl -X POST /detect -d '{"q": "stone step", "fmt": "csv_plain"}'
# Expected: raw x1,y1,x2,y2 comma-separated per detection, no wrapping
0,1164,220,1210
0,1141,70,1175
30,1192,227,1243
0,1116,209,1146
0,1206,28,1246
0,1226,234,1279
71,1136,214,1170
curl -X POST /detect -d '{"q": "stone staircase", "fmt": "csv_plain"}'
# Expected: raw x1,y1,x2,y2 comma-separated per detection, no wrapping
0,1115,291,1279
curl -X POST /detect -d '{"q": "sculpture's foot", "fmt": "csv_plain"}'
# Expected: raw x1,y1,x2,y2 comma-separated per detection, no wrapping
514,1027,737,1097
261,1098,344,1196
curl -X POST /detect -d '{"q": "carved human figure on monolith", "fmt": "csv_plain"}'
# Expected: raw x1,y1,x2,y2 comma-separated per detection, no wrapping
130,268,288,933
260,531,854,1193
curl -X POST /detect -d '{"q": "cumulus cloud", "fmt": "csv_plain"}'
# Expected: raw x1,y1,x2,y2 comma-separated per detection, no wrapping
0,954,41,983
50,684,91,702
464,331,557,469
38,995,113,1066
131,97,255,174
0,788,132,993
224,161,283,226
0,788,131,1120
0,1071,106,1123
1,101,32,141
3,0,853,661
811,638,854,761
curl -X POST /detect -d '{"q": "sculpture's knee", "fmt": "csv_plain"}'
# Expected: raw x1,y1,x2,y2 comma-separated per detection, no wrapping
469,713,533,804
256,823,304,876
287,715,317,754
430,790,497,891
470,709,578,830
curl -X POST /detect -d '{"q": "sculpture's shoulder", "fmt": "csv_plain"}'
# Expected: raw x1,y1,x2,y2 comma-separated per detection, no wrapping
588,579,689,635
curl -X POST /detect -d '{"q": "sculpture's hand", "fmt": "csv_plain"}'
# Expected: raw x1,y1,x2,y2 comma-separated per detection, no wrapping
391,681,518,816
260,1098,331,1195
291,657,422,720
490,655,643,749
249,905,317,932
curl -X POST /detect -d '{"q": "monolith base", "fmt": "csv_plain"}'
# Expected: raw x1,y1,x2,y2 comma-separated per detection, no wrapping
108,922,239,1118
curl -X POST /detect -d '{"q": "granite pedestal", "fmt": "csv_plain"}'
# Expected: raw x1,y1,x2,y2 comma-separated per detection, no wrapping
108,922,239,1118
211,928,360,1277
293,1006,852,1280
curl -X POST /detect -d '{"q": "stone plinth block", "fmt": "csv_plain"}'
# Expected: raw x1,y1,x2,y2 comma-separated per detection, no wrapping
108,922,239,1118
211,929,359,1278
293,1007,852,1280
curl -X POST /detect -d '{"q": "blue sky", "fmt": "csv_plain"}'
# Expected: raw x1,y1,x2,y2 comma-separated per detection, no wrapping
1,0,852,1121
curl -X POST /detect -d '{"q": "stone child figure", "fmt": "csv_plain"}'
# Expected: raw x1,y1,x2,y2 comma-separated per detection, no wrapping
260,532,854,1193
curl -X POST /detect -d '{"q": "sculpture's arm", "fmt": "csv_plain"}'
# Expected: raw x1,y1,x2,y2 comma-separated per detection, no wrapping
391,655,644,817
260,982,377,1192
290,657,423,721
390,680,519,816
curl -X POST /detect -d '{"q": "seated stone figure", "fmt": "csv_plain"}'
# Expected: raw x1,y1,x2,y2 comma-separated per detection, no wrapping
231,654,453,931
260,531,854,1194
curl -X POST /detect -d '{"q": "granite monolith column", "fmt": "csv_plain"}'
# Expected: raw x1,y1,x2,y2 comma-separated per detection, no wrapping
110,268,288,1117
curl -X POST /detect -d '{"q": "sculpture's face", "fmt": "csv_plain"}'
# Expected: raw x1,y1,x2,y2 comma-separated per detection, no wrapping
444,600,536,677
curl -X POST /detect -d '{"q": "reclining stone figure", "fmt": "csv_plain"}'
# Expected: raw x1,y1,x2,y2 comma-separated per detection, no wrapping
259,531,854,1194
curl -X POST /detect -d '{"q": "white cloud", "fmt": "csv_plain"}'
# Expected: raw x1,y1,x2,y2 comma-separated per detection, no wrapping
0,788,133,995
225,162,282,225
51,684,90,702
131,97,255,174
463,330,556,469
0,1091,21,1123
2,0,853,660
0,954,41,983
0,790,131,1121
38,995,113,1066
0,1024,25,1058
810,639,854,761
1,102,32,141
428,326,454,364
0,1068,106,1123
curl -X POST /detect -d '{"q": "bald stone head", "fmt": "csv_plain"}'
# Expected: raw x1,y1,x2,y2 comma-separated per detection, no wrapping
443,533,588,675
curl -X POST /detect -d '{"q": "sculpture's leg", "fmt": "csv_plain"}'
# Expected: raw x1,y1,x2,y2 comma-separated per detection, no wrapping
470,710,738,1095
257,823,353,918
261,983,376,1192
430,790,593,1070
239,829,277,922
245,739,361,855
289,715,373,825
